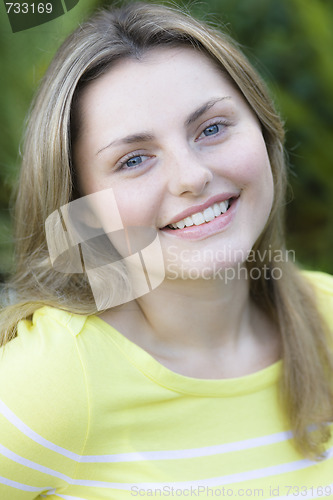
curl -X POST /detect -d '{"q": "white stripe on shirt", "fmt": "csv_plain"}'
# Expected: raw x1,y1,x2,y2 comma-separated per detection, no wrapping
1,398,296,463
0,399,80,460
0,475,52,492
1,442,332,492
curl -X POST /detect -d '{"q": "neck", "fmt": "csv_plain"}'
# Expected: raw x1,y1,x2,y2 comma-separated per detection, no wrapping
136,275,251,350
99,273,281,378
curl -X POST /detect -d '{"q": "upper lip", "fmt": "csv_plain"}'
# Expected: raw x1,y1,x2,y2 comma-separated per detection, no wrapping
162,192,240,227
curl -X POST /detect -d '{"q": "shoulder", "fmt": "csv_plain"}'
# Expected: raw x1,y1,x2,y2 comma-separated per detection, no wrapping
0,306,90,451
300,270,333,299
301,270,333,293
2,305,89,370
22,304,89,337
301,270,333,325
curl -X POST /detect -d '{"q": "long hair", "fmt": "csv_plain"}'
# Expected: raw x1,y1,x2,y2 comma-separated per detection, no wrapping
1,1,332,458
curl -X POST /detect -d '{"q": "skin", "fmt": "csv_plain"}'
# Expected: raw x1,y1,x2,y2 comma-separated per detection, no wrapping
74,47,281,379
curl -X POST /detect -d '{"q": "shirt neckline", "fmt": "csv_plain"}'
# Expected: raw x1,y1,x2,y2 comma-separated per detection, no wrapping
89,315,282,397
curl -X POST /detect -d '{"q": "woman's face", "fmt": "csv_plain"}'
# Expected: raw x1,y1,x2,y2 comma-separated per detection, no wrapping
74,47,274,279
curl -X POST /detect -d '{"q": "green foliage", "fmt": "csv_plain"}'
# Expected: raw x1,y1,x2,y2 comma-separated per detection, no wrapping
0,0,98,277
0,0,332,277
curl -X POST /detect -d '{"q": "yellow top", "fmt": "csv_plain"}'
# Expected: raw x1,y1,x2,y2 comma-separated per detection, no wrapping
0,271,333,500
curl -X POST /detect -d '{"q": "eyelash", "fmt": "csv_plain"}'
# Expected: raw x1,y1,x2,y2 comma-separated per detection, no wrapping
116,119,230,171
196,119,230,141
116,151,152,171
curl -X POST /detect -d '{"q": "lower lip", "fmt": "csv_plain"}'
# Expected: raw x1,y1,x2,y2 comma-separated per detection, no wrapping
161,198,239,240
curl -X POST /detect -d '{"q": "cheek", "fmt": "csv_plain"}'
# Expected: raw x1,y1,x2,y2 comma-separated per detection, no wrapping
231,139,274,215
75,158,162,230
112,183,160,228
248,151,273,203
244,148,274,217
224,135,274,224
230,136,272,187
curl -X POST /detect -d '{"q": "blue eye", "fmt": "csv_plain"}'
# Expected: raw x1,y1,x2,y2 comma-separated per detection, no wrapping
203,124,220,136
196,121,229,141
126,155,143,168
118,153,152,171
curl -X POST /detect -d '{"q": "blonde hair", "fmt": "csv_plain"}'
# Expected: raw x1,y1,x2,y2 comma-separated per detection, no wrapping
1,1,332,458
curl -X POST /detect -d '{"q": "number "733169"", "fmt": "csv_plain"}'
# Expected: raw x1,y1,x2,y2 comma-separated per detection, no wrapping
6,2,52,14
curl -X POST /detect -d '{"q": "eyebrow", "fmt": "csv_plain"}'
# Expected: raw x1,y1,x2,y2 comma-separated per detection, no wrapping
185,96,231,126
96,96,231,156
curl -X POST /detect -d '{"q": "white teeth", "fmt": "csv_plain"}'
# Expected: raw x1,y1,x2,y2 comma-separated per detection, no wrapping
168,198,233,229
203,206,215,222
219,200,229,214
183,216,194,227
213,203,221,217
192,212,205,225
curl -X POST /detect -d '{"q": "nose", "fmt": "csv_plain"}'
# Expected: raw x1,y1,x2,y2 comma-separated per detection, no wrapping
166,146,213,197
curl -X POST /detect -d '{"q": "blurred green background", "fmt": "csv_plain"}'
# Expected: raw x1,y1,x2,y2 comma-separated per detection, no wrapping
0,0,332,280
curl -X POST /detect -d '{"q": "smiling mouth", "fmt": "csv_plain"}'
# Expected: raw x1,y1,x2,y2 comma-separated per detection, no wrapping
166,197,237,230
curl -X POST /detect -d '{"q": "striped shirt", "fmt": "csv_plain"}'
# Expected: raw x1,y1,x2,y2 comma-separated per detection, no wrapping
0,271,333,500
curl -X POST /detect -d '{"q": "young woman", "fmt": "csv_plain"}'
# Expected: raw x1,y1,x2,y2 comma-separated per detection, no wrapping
1,2,333,499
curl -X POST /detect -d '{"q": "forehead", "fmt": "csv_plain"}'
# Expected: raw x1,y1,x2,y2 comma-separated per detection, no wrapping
79,46,242,112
